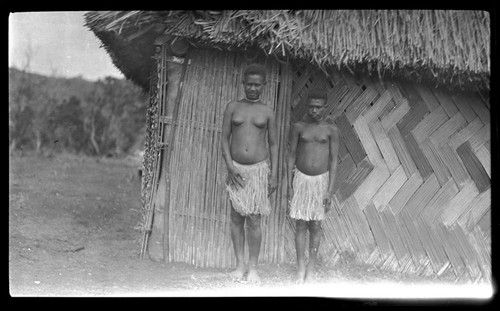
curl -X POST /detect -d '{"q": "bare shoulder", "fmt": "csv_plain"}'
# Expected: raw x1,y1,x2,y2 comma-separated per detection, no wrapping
224,101,240,113
328,123,339,137
261,103,275,116
319,121,338,135
292,121,305,132
226,100,239,109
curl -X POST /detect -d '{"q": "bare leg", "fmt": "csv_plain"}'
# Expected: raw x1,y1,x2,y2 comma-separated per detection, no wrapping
305,220,321,282
246,214,262,284
295,220,308,283
229,206,246,280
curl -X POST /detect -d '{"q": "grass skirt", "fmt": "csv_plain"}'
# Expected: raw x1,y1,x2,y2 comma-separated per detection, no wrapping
289,168,329,221
225,160,271,216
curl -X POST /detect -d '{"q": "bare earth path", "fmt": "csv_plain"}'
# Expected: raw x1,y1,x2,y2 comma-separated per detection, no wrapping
8,153,492,299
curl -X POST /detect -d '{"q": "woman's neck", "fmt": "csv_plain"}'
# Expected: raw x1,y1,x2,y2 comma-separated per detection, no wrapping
244,97,260,103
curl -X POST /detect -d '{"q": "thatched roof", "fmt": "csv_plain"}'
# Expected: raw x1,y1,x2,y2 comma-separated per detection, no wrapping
85,10,490,91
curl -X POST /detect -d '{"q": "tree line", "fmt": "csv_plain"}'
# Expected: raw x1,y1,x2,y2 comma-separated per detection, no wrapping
9,67,147,157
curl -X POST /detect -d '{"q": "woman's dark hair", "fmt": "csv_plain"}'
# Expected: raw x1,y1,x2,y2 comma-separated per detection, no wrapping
243,63,267,81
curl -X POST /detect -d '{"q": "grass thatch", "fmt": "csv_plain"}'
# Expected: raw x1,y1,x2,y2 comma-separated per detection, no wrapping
85,10,490,91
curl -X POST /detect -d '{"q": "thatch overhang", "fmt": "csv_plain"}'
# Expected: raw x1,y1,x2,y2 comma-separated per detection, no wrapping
84,10,490,92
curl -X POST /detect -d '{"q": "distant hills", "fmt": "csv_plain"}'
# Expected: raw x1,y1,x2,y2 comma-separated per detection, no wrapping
9,67,147,157
9,67,118,99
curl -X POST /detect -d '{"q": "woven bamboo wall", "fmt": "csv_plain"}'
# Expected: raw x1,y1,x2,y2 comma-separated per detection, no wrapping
284,65,491,283
157,47,292,268
151,45,490,283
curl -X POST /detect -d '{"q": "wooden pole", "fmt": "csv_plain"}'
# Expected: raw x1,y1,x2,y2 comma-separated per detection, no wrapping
160,42,190,262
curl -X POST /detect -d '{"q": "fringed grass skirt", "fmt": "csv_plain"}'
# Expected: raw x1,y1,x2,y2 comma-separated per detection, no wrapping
226,160,271,216
289,168,329,221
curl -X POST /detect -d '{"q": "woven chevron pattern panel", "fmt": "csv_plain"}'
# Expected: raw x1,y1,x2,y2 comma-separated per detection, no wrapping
285,66,491,282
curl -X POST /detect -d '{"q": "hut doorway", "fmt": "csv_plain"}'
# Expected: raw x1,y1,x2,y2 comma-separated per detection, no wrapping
153,46,293,268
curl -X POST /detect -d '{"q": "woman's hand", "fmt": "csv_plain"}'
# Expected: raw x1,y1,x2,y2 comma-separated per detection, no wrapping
227,166,245,189
323,192,335,213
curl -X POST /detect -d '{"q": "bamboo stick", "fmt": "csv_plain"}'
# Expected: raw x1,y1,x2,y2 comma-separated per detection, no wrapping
467,124,490,153
201,52,219,266
353,161,390,209
203,52,222,267
429,112,466,147
380,208,408,263
387,127,418,176
370,120,401,174
172,58,190,263
448,117,483,150
412,216,442,273
371,165,407,211
432,88,459,118
419,139,451,187
466,227,489,279
195,51,209,266
403,173,439,218
177,55,196,263
195,51,209,265
435,222,466,276
441,181,479,226
410,106,448,144
457,142,490,193
189,53,203,266
394,211,421,267
451,92,478,123
387,171,423,215
381,98,410,131
353,116,383,165
399,209,427,263
475,145,490,178
466,94,490,125
216,53,231,267
213,53,230,268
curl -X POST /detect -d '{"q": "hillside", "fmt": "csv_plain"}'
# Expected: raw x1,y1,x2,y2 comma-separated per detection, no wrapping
9,67,98,100
9,67,147,157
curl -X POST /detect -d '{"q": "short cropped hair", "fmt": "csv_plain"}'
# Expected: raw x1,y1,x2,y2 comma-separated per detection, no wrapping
307,88,328,103
243,63,267,81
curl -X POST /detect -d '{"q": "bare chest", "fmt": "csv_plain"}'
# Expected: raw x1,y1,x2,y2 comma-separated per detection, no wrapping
299,126,330,144
232,108,268,129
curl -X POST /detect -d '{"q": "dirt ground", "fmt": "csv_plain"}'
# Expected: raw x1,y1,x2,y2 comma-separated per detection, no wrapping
8,153,493,300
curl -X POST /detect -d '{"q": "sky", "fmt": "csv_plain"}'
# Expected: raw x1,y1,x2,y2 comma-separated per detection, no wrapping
9,11,124,81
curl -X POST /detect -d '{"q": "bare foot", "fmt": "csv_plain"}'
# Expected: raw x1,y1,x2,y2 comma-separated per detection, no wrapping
295,265,306,283
304,265,316,283
229,265,246,281
246,268,261,284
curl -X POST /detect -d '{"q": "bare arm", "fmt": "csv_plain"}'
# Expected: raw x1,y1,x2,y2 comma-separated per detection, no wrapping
267,109,278,195
221,102,244,188
287,123,301,199
324,124,339,211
